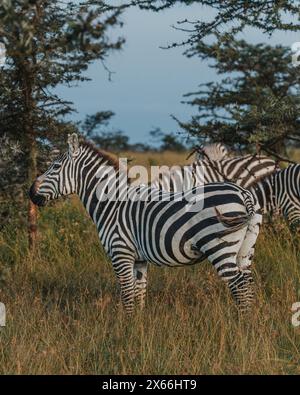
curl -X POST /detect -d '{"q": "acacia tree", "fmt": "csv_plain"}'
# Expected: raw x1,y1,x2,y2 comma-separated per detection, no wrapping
173,36,300,156
130,1,300,42
116,1,300,156
80,111,130,152
0,0,124,249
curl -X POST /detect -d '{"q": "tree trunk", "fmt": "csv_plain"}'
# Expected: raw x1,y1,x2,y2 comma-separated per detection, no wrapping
27,134,38,251
28,200,38,250
19,53,37,251
26,8,40,251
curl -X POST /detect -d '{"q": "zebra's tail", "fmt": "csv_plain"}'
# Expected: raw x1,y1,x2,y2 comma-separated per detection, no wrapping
215,190,256,235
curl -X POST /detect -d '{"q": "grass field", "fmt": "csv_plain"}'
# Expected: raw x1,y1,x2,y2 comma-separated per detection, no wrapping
1,151,300,374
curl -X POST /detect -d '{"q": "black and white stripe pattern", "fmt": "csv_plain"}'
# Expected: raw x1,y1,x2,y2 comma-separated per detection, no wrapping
152,154,278,192
152,154,300,229
29,134,262,313
195,143,229,161
250,164,300,229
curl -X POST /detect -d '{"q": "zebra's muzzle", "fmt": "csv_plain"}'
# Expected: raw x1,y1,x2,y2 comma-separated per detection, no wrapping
29,182,47,207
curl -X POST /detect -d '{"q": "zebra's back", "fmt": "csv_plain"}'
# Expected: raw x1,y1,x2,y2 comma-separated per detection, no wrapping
219,155,278,188
118,182,255,267
152,154,278,192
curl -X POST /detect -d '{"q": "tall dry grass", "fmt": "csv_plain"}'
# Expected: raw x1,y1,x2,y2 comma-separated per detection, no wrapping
0,151,300,374
119,150,191,169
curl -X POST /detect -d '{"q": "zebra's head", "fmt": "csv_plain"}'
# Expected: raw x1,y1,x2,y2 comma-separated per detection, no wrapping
29,134,81,206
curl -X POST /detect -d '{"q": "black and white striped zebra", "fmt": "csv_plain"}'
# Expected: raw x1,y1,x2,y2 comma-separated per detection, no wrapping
29,134,262,313
249,164,300,229
152,154,278,192
152,154,300,230
193,143,229,161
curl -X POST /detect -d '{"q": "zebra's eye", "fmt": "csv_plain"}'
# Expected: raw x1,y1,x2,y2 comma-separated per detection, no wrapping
53,163,61,170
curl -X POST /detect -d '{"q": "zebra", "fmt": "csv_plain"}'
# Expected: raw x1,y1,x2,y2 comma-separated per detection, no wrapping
152,154,300,230
29,134,262,313
152,154,278,192
249,164,300,230
188,143,229,161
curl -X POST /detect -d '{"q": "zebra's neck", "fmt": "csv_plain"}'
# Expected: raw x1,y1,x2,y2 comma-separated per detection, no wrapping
76,145,124,245
249,173,278,214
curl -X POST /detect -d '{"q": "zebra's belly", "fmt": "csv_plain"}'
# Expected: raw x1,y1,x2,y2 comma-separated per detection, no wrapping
134,205,245,267
136,238,203,267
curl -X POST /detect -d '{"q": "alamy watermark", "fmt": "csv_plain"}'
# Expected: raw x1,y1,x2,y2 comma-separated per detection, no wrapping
0,43,6,66
291,302,300,327
91,159,206,211
0,303,5,327
291,42,300,67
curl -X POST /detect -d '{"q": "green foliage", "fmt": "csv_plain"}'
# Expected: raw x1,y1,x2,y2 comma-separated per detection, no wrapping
176,36,300,154
149,127,188,151
130,1,300,43
0,0,123,139
0,0,124,228
0,134,26,226
92,130,130,152
80,111,131,152
81,111,115,137
81,115,188,152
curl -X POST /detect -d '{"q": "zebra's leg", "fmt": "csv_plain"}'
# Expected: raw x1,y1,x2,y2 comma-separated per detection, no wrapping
206,230,253,310
236,213,262,302
112,255,136,314
226,269,252,311
133,261,148,309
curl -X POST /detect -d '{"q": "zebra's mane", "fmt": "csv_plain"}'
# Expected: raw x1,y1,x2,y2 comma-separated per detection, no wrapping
81,141,119,170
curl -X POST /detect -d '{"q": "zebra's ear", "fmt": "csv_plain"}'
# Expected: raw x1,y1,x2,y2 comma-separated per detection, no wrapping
67,133,80,157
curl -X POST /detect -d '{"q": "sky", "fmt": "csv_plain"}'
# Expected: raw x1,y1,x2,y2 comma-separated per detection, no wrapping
56,3,300,144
